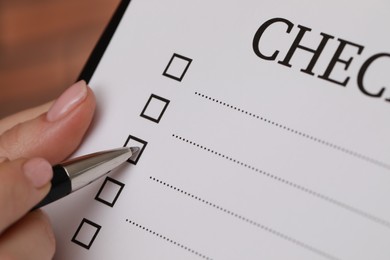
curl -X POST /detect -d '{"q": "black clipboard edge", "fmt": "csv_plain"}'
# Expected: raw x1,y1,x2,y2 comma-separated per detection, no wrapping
78,0,131,83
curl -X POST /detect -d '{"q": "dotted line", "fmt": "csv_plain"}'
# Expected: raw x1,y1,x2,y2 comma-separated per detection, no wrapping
125,219,213,260
194,91,390,171
172,134,390,229
149,176,341,260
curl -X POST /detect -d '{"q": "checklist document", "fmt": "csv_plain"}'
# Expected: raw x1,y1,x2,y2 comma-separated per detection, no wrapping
46,0,390,259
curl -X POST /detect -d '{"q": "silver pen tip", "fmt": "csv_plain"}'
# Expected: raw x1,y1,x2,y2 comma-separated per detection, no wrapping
128,146,140,161
64,146,141,192
129,146,140,154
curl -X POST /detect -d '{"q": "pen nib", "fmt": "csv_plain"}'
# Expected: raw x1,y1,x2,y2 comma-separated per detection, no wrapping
128,147,140,161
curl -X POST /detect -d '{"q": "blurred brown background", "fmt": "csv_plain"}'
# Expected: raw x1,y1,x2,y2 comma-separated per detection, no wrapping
0,0,120,119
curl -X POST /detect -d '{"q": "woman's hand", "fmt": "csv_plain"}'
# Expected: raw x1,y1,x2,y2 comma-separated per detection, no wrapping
0,81,96,259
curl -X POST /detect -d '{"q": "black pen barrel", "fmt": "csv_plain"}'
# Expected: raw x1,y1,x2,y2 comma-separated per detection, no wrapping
32,165,72,210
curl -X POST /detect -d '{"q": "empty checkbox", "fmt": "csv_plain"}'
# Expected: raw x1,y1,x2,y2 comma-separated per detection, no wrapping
140,94,170,123
95,177,125,207
71,219,101,250
163,53,192,82
124,135,147,165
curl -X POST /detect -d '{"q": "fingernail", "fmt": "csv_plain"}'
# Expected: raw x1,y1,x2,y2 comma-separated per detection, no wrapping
23,158,53,189
46,80,88,122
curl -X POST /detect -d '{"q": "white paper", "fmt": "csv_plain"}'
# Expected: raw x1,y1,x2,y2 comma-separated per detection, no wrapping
46,0,390,259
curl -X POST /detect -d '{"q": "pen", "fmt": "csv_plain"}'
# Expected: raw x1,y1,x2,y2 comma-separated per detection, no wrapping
33,147,139,209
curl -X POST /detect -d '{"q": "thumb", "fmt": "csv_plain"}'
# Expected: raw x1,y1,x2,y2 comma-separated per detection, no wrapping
0,158,52,233
0,80,96,164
